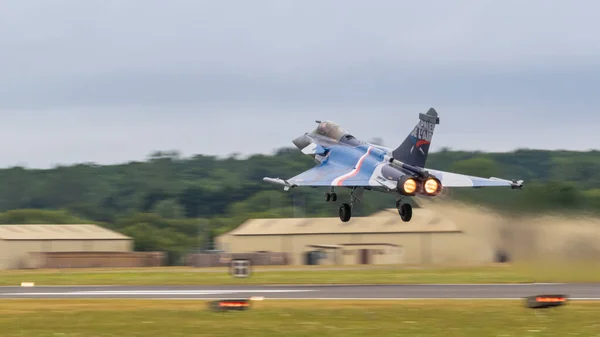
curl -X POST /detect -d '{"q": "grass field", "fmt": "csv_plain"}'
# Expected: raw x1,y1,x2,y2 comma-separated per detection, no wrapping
0,299,598,336
1,263,600,286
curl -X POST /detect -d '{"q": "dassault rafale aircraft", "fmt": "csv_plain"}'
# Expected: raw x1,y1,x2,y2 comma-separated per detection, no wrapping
264,108,523,222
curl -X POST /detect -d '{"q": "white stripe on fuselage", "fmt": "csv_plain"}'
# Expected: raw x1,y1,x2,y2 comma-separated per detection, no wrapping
331,146,373,186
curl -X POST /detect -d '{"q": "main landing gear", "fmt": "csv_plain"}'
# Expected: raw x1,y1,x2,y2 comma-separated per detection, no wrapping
339,203,351,222
326,188,412,223
396,198,412,222
326,187,360,222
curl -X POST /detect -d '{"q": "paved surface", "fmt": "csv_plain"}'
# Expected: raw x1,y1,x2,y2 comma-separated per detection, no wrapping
1,283,599,300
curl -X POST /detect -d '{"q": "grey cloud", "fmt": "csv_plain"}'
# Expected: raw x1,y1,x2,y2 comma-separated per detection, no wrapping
2,1,599,86
2,103,597,169
1,66,598,109
0,0,599,167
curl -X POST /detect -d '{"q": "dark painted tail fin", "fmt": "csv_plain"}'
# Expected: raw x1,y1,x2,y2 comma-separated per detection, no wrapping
391,108,439,168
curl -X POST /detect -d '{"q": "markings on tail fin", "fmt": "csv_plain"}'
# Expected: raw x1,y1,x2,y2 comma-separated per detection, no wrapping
392,107,440,168
416,139,431,147
409,120,435,154
411,120,435,142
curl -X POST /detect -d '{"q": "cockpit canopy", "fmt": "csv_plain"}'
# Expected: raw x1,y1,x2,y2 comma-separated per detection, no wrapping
314,120,350,140
313,120,362,145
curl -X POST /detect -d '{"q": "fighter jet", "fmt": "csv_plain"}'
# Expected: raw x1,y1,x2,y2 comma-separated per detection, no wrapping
264,108,523,222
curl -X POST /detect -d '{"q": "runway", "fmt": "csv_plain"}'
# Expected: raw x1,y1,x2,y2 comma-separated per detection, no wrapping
1,283,599,300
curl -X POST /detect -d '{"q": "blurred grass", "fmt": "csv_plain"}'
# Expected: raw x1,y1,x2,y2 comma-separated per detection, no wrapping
1,262,600,285
0,299,598,336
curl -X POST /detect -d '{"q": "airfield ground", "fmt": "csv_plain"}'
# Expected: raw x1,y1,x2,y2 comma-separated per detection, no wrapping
3,265,600,335
0,299,598,336
2,263,600,286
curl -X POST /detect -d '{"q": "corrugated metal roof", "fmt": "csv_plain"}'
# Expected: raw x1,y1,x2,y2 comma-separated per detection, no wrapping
228,208,460,236
0,224,131,240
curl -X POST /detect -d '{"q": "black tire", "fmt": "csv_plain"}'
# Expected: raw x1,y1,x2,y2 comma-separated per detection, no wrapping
399,203,412,222
339,203,352,222
325,193,331,202
331,193,337,202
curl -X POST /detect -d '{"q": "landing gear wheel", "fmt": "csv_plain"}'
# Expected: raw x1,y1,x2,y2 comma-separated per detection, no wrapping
325,193,331,202
339,203,352,222
331,193,337,202
398,203,412,222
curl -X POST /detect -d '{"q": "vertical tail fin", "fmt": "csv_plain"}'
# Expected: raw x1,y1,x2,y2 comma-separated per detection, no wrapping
391,108,439,168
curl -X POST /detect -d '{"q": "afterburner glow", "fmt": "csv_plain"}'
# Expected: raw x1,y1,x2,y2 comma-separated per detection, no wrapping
403,178,417,194
423,177,442,195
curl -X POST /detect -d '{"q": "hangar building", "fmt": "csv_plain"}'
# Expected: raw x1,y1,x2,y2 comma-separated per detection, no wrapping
216,205,499,266
0,224,133,269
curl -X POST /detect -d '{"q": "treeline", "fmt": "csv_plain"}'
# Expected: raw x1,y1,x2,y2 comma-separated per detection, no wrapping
0,148,599,264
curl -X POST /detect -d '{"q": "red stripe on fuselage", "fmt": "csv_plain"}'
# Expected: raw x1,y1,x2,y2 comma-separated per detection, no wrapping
335,146,373,186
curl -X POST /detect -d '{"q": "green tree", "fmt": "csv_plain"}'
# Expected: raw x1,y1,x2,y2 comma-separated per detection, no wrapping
152,199,185,219
0,146,599,262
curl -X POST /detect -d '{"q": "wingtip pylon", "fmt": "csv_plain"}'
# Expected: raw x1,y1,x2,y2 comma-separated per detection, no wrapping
490,177,524,189
263,177,295,190
512,179,524,190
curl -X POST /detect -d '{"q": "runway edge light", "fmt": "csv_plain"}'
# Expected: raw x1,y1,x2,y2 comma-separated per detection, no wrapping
20,282,35,287
525,294,568,309
209,299,251,312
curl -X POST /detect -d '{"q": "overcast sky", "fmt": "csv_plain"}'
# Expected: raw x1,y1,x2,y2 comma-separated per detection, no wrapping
0,0,598,168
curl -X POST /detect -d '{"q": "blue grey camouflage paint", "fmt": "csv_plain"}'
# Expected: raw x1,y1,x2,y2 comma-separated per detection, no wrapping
264,108,523,194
